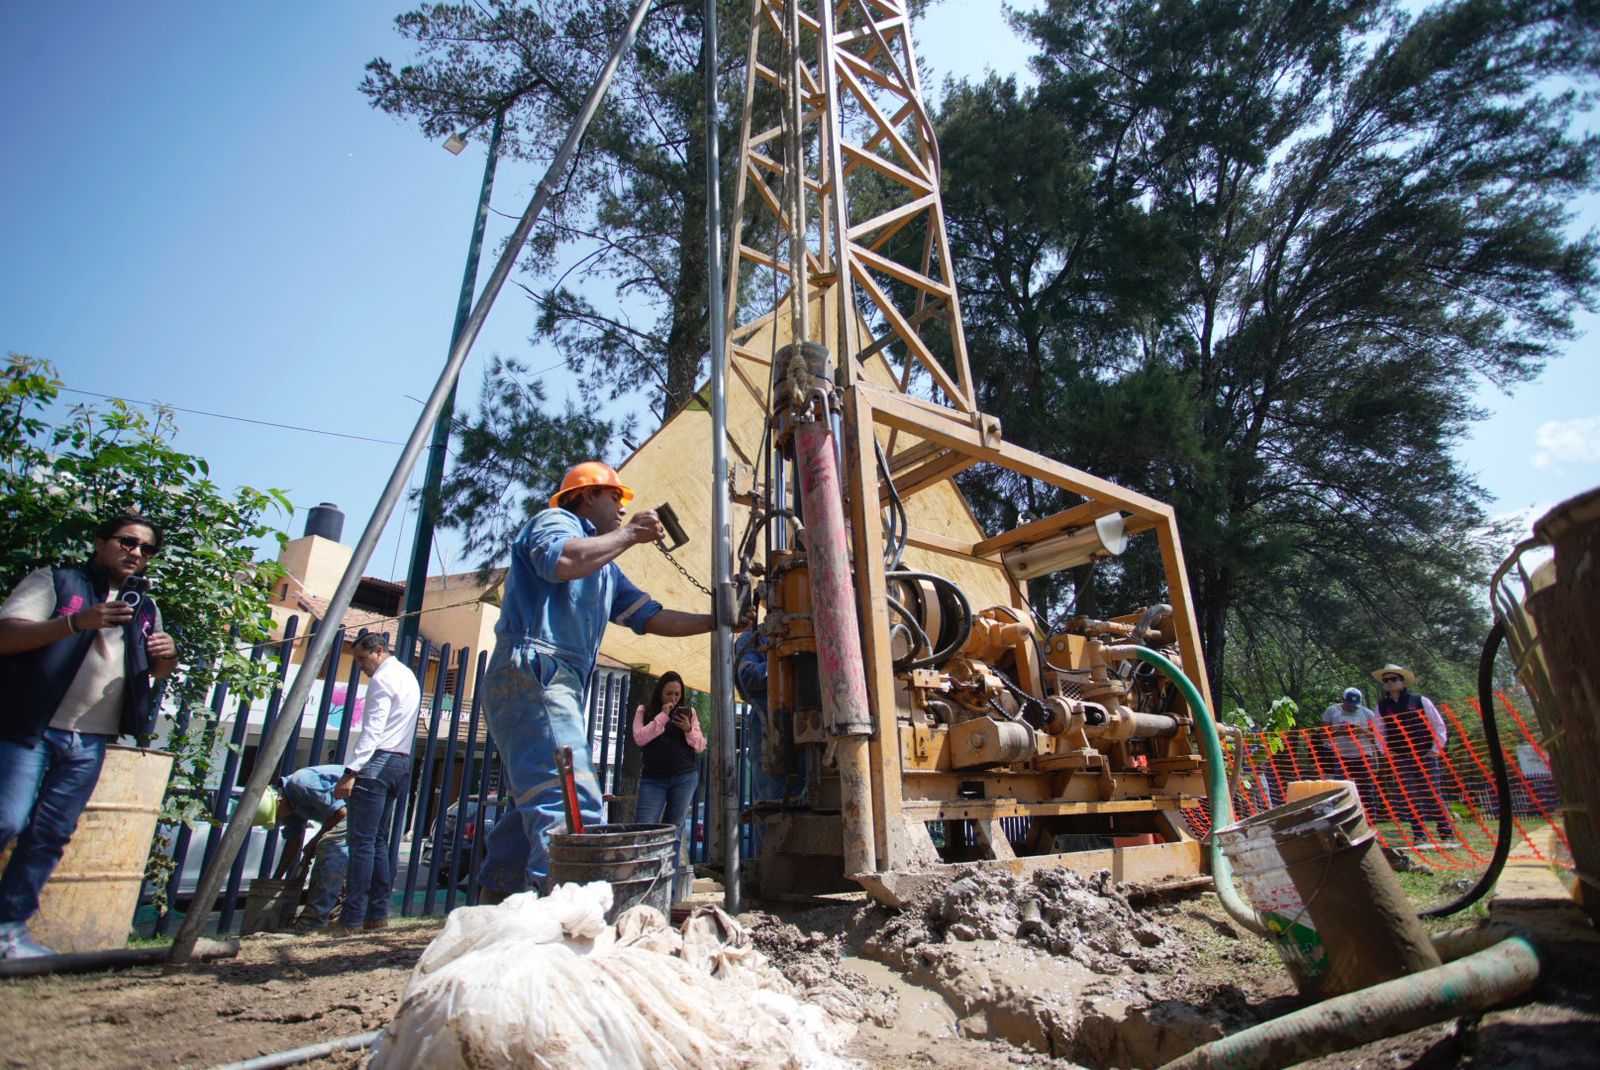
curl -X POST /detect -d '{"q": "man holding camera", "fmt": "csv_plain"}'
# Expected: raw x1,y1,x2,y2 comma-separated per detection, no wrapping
0,513,177,959
476,461,740,902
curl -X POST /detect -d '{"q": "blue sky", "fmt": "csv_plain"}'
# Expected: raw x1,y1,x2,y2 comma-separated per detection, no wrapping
2,1,1595,582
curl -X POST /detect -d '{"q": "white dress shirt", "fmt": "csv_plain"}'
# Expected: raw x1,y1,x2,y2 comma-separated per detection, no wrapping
347,655,421,773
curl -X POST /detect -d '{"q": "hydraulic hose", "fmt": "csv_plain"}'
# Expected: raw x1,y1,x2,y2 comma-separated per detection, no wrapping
1159,933,1542,1070
1115,646,1270,937
888,570,973,670
1421,618,1514,917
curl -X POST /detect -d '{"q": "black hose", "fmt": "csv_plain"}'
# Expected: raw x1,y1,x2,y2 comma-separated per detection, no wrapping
875,440,908,569
886,594,933,671
1420,619,1515,918
889,570,972,669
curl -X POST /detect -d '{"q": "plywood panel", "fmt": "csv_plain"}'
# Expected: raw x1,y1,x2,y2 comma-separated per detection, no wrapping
599,288,1009,691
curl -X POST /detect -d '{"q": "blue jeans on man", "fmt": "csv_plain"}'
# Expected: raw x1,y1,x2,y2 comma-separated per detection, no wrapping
0,729,108,946
478,643,603,896
304,820,348,925
340,750,410,928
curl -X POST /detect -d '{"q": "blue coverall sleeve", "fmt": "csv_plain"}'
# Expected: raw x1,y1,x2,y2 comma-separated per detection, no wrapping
525,509,583,584
609,565,662,635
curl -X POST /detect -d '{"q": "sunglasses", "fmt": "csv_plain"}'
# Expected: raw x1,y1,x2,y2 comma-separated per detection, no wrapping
111,534,161,557
1382,675,1403,684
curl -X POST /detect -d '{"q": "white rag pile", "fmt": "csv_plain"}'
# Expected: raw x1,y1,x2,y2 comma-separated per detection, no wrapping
370,881,858,1070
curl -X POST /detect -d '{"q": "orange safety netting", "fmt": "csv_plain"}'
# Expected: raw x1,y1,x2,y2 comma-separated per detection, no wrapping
1181,690,1571,872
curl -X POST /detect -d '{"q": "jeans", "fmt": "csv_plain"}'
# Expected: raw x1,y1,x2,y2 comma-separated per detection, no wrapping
341,751,410,927
637,768,700,902
0,730,108,925
478,643,601,895
304,820,347,924
636,769,700,828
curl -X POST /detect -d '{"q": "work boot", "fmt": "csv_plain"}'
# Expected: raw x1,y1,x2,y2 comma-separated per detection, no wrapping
363,918,389,931
476,886,515,907
0,923,55,960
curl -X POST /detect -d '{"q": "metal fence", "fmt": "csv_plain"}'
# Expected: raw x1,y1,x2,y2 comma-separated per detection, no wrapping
141,615,752,937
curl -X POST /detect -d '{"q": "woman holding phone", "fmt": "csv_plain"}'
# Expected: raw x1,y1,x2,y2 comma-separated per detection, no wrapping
631,671,706,829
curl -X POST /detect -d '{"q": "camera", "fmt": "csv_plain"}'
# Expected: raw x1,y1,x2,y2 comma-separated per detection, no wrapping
118,574,150,608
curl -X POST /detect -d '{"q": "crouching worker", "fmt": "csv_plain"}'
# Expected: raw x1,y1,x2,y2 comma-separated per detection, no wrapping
0,513,177,959
263,764,348,932
476,461,742,903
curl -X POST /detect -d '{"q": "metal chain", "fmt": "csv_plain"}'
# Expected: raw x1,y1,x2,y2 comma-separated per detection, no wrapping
655,540,714,598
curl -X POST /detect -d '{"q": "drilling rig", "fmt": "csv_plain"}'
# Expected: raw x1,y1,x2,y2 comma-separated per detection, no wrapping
715,0,1214,905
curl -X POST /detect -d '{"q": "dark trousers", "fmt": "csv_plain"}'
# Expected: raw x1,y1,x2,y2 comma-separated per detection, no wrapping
1388,738,1448,833
341,751,410,927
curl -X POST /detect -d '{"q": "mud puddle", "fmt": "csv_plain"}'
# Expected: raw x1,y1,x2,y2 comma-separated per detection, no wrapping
749,867,1294,1069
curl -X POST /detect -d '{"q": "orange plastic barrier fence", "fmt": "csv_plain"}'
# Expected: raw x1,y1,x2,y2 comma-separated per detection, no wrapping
1182,690,1570,873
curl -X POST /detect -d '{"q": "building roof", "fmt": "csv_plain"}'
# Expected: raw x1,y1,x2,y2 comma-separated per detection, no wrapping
287,592,397,647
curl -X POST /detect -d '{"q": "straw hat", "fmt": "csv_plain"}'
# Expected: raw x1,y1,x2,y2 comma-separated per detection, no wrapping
1371,664,1416,687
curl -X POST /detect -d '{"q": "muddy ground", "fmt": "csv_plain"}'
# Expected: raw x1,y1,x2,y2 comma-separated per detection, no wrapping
1,858,1596,1070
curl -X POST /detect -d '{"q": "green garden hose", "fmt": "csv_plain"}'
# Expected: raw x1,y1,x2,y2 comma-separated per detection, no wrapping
1107,645,1269,937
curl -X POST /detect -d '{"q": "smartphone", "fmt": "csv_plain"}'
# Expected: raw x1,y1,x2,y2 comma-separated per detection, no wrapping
118,574,151,608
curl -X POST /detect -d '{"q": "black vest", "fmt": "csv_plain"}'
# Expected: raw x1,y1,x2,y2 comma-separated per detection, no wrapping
641,717,699,780
1378,691,1432,751
0,564,161,744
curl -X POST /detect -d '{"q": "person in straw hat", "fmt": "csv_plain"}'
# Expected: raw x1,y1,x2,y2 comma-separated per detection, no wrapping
1373,664,1453,842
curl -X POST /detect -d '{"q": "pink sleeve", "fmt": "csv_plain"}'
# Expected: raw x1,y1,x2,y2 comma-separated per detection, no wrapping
686,715,707,754
1422,697,1447,749
632,705,668,747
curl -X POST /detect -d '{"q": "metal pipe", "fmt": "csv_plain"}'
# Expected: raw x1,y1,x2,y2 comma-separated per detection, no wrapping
1159,935,1542,1070
211,1030,380,1070
785,0,808,341
793,417,875,876
397,108,506,665
0,938,237,980
704,0,741,914
165,0,657,967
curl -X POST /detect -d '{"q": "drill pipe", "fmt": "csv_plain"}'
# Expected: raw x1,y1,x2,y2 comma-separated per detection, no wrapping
793,415,877,877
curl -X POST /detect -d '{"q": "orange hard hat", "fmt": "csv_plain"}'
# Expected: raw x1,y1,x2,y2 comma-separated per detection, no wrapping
550,461,634,509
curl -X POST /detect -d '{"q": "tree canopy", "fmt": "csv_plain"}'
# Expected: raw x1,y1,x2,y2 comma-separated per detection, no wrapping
362,0,749,422
940,0,1599,709
434,355,622,567
363,0,1598,709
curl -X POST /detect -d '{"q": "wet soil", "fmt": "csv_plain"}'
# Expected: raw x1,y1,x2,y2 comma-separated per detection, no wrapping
2,854,1595,1070
752,873,1297,1069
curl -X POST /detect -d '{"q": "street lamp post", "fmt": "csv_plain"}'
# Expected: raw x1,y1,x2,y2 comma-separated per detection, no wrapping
396,107,506,665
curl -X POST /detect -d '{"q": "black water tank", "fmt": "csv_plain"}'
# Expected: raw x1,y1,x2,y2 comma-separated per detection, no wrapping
304,502,345,543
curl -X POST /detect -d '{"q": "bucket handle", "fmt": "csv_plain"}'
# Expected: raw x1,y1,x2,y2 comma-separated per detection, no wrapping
632,848,675,914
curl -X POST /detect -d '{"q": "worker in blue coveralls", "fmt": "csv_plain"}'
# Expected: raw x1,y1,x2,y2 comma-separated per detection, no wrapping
266,764,347,931
476,461,744,901
733,630,794,805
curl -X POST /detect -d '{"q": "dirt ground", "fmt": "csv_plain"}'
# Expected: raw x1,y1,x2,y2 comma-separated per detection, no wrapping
1,852,1597,1070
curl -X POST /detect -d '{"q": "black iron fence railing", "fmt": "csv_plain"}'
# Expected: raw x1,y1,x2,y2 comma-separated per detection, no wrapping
141,614,754,937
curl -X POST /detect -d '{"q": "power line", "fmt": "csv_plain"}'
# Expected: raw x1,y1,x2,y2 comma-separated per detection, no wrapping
58,387,407,446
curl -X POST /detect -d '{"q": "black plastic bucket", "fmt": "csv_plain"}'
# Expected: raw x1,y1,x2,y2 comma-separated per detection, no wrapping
547,822,677,922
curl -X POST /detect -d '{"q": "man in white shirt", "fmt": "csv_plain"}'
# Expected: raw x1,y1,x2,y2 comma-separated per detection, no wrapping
333,632,420,931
